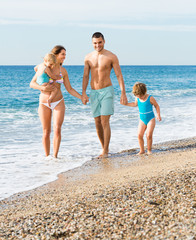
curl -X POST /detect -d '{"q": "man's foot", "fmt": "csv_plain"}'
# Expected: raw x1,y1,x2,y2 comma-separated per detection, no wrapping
137,151,145,155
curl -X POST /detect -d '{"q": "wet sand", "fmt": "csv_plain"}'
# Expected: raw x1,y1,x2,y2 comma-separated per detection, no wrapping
0,137,196,239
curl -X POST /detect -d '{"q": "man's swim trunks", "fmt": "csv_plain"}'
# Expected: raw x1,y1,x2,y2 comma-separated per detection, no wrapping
90,86,114,118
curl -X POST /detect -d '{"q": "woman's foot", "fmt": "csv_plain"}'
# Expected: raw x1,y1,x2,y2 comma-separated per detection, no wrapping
97,151,109,159
147,151,152,155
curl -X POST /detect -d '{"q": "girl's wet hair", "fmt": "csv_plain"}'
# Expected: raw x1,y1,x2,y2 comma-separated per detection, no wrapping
132,82,147,96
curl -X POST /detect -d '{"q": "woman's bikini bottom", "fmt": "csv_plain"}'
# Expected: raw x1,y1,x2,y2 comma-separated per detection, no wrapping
41,98,64,110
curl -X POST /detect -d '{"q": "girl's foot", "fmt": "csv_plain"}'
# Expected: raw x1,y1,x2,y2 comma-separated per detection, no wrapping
147,151,152,155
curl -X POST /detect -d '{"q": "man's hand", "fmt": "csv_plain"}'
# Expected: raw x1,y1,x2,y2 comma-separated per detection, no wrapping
82,92,89,105
120,92,128,105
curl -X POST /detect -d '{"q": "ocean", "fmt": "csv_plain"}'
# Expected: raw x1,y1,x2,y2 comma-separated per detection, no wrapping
0,65,196,200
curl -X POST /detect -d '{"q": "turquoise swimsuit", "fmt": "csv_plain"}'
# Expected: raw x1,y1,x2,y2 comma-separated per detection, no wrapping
37,67,64,85
137,95,155,125
36,70,50,85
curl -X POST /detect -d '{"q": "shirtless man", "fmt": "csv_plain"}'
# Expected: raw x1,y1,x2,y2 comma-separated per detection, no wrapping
82,32,128,158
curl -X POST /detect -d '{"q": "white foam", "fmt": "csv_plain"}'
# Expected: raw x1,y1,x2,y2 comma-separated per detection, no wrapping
1,91,196,200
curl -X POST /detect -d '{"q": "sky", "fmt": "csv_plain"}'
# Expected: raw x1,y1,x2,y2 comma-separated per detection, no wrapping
1,0,196,65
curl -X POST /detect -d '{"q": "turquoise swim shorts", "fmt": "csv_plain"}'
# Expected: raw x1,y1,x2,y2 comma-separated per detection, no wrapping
90,86,114,118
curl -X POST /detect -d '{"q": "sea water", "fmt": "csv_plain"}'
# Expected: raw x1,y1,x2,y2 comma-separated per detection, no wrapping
0,65,196,200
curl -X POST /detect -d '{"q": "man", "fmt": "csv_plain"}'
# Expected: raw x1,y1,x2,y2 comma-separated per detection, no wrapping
82,32,128,158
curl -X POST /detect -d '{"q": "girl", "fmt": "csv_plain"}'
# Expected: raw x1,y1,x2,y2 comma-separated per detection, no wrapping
35,53,60,107
123,82,161,155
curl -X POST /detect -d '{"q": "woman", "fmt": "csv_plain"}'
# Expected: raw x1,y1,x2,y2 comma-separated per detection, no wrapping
30,45,82,158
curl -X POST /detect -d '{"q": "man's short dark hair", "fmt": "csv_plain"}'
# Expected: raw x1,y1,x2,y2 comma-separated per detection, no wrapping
92,32,105,40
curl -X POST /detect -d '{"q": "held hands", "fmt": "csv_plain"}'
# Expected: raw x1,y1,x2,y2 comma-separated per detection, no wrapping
82,92,89,105
120,92,128,105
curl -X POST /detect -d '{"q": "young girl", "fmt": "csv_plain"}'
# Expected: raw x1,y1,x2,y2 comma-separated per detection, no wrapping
35,53,60,107
123,82,161,155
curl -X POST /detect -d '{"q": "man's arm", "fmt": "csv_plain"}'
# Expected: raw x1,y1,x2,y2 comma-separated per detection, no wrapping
82,57,90,105
112,55,128,105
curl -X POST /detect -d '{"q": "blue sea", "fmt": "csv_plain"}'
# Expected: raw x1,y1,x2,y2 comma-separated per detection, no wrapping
0,65,196,200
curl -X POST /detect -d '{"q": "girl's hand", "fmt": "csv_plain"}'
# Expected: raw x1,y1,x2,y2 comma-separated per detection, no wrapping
157,115,162,121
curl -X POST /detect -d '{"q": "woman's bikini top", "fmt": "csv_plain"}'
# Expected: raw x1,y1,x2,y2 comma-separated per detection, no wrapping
49,67,64,84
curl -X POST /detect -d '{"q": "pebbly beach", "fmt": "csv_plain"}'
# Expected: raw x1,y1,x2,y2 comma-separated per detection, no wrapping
0,137,196,239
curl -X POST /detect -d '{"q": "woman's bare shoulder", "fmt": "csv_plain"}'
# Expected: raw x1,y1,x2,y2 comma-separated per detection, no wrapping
61,66,68,76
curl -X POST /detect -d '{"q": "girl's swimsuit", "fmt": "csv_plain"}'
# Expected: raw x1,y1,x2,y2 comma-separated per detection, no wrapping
40,67,64,110
137,95,155,125
36,71,50,85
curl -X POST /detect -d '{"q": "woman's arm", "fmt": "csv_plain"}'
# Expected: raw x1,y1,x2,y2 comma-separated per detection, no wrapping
62,68,82,100
150,96,161,121
30,73,55,92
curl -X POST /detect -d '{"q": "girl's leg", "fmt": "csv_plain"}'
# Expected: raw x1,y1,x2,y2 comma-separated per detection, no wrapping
52,100,65,158
38,104,52,156
48,87,58,106
138,120,147,154
146,118,156,154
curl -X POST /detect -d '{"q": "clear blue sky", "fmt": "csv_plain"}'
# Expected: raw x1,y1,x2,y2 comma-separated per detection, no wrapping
1,0,196,65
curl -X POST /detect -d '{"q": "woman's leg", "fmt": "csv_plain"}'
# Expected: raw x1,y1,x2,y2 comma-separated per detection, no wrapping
138,120,147,154
38,104,52,156
146,118,156,154
52,100,65,158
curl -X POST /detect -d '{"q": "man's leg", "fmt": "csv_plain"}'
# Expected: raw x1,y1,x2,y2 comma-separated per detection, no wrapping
94,116,104,150
101,115,111,157
94,115,111,158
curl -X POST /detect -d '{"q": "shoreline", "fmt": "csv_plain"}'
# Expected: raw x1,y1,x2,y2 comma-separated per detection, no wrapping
0,137,196,239
1,137,196,203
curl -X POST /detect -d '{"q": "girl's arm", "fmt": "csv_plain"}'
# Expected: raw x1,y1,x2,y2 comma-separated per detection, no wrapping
122,97,138,107
45,67,61,80
62,68,82,100
150,96,161,121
